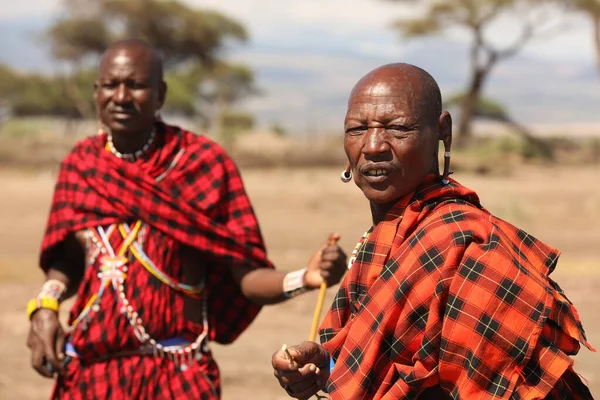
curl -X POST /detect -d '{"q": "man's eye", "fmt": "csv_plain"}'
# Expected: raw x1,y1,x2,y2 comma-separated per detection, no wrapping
130,82,149,89
345,127,366,135
387,125,411,132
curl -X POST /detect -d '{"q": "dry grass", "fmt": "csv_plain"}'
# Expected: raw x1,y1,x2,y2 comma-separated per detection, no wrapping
2,117,599,172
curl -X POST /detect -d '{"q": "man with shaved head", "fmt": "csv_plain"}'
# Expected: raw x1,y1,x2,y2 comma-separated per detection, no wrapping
25,39,347,399
272,63,593,399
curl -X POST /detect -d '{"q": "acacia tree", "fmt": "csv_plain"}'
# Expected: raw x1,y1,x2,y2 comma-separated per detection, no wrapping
567,0,600,74
445,93,554,159
387,0,568,147
45,0,257,128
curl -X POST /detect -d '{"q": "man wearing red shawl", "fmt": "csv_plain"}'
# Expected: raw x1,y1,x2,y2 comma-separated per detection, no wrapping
272,63,594,399
25,39,347,399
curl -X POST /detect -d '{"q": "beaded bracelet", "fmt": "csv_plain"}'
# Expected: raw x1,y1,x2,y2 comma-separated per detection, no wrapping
39,279,67,300
283,268,308,298
26,279,66,320
27,297,60,319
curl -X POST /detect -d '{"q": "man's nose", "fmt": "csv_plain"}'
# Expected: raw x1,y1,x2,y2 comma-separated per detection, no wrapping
362,128,391,156
113,83,132,104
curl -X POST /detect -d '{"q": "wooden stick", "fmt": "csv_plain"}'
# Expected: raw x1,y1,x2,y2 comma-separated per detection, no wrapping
281,344,295,362
309,235,339,341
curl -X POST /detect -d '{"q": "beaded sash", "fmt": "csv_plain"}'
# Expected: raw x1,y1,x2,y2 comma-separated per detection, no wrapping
71,220,209,369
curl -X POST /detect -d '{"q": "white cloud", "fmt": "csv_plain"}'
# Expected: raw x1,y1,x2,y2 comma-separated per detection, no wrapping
0,0,61,18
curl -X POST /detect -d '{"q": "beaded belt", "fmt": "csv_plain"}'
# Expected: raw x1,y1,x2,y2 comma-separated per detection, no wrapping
64,337,194,362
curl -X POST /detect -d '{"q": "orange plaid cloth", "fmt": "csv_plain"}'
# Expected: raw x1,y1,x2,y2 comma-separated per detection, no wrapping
320,176,594,399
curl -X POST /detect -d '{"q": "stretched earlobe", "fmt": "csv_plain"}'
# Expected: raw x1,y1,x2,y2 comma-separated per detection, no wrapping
439,111,453,142
439,112,453,184
340,163,352,183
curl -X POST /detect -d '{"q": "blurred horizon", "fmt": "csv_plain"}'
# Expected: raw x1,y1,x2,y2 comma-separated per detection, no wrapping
2,0,600,134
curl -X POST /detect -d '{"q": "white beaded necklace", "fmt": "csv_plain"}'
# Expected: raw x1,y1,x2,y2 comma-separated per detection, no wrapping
107,128,156,162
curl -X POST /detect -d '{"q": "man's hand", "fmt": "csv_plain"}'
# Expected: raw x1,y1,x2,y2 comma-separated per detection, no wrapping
304,233,347,289
272,341,330,399
27,308,65,378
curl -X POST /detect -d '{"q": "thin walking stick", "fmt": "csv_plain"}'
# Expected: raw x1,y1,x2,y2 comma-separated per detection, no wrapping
309,235,339,341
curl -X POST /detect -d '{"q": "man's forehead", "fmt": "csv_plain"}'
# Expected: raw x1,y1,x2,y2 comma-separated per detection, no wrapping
99,50,154,76
348,94,414,104
348,92,417,110
101,49,149,66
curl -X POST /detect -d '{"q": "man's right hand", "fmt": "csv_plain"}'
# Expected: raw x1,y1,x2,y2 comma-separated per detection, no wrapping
272,341,330,399
27,308,65,378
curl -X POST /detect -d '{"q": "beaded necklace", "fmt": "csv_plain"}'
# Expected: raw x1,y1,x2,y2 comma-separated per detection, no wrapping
347,228,373,270
107,128,156,162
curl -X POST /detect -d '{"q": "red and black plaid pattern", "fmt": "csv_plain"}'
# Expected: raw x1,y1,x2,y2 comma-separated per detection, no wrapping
53,354,220,399
320,176,594,399
40,122,273,345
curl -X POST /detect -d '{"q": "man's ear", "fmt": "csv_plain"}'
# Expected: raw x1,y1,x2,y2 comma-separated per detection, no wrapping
157,80,167,109
438,111,452,149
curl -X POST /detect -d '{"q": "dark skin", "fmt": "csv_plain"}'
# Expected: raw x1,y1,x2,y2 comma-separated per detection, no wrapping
27,40,348,378
94,40,166,154
272,63,452,399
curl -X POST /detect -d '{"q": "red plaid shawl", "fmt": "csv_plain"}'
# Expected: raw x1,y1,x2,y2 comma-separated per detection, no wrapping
320,176,594,399
40,122,272,344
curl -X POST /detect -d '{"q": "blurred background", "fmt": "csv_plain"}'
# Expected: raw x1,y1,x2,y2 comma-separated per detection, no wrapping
0,0,598,398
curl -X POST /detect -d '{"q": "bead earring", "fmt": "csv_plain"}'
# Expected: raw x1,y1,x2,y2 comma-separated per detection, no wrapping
340,169,352,183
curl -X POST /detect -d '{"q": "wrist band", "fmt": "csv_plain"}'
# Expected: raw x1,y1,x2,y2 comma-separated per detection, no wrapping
27,297,59,320
283,268,308,298
39,279,67,301
26,279,66,319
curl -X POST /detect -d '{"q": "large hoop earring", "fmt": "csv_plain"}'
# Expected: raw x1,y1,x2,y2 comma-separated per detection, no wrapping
442,150,452,185
340,169,352,183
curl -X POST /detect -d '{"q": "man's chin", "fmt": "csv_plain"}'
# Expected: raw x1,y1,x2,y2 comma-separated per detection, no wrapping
363,192,397,206
104,119,143,136
362,187,408,206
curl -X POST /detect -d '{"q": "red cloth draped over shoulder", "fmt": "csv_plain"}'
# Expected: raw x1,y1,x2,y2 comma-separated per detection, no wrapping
320,176,594,399
39,122,272,344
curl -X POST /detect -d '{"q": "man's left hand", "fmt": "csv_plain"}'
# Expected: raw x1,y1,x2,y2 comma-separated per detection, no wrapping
304,233,347,289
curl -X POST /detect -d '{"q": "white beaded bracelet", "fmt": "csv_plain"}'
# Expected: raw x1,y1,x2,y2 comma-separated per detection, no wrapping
283,268,308,298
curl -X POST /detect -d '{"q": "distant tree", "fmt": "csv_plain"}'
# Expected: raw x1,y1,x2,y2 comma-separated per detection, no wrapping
0,65,21,131
217,110,255,147
46,3,111,118
387,0,568,147
45,0,257,124
197,63,259,130
444,92,554,159
100,0,247,68
270,122,287,137
48,0,247,68
566,0,600,75
0,65,95,122
11,71,93,118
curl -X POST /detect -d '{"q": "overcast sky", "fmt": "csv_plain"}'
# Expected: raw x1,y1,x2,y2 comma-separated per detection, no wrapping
1,0,598,131
1,0,594,60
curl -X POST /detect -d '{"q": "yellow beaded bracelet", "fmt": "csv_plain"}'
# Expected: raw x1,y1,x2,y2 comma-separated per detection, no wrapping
27,297,60,320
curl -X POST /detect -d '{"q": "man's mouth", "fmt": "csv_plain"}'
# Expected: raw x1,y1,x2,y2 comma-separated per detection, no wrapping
361,163,394,175
359,164,395,182
110,109,135,115
363,169,390,177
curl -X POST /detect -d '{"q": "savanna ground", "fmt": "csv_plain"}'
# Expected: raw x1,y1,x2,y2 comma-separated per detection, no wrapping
0,128,598,398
